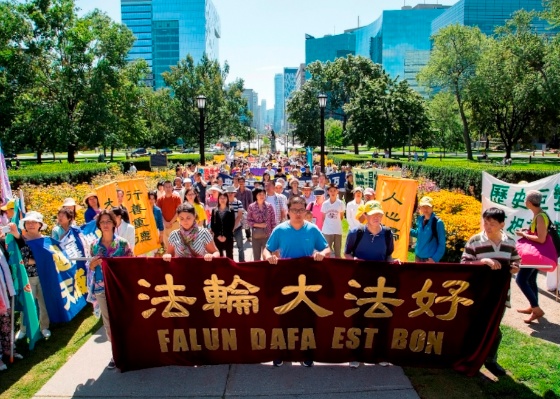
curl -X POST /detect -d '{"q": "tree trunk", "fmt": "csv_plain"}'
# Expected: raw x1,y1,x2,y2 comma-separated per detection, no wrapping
110,146,115,162
353,142,359,155
103,147,107,157
52,152,56,162
67,143,76,163
456,94,473,160
36,150,42,164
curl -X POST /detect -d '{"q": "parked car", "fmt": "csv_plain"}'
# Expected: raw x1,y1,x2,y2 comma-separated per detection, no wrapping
131,148,148,157
158,148,173,154
181,147,195,153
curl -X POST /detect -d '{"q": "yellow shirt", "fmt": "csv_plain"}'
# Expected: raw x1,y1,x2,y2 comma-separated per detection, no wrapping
193,202,207,225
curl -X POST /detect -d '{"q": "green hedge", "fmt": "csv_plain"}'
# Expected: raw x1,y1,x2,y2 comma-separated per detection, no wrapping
8,162,112,188
122,154,215,171
331,156,559,198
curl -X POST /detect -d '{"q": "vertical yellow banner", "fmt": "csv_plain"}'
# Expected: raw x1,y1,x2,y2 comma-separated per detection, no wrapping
375,176,418,261
116,179,159,256
95,182,119,211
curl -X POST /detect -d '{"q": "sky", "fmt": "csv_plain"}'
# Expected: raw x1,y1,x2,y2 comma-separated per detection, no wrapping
76,0,457,108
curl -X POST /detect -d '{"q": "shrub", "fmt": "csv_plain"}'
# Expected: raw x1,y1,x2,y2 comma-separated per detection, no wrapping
426,190,482,263
122,153,214,171
8,163,112,189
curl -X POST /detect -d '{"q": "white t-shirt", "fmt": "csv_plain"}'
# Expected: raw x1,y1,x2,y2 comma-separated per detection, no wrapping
321,199,345,235
346,199,363,231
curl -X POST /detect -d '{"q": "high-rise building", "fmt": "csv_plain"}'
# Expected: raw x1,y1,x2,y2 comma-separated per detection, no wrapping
274,74,284,133
241,89,259,129
295,63,307,91
431,0,553,36
283,68,298,134
354,4,449,91
259,100,267,132
305,32,356,65
121,0,221,89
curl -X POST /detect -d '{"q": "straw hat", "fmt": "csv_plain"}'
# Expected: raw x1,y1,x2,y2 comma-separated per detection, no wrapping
62,198,82,210
19,211,48,231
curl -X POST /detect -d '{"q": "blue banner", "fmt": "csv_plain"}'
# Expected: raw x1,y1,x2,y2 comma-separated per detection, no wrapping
81,219,101,245
300,172,346,189
27,228,88,323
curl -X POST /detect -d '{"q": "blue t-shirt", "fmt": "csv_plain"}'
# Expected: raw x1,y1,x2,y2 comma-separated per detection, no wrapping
344,226,394,261
266,221,328,259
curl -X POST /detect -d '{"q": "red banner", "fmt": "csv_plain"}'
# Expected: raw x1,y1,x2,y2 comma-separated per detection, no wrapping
103,258,509,375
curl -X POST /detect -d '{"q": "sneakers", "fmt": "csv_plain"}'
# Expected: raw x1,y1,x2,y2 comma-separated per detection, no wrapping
0,361,6,371
15,330,26,340
272,359,283,367
379,362,392,367
13,353,23,360
42,329,51,339
349,361,360,368
300,360,314,367
107,358,116,369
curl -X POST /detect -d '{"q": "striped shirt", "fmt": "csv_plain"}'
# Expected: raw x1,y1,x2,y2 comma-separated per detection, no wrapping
168,228,213,258
461,231,520,307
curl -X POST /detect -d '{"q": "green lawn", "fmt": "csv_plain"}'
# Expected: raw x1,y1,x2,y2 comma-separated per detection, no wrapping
406,326,560,399
0,309,101,399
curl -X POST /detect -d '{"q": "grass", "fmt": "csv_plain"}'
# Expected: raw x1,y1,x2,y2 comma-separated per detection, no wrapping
0,308,101,399
405,326,560,399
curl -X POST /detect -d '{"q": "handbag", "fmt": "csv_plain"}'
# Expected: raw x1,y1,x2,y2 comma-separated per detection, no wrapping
252,227,268,240
516,235,558,272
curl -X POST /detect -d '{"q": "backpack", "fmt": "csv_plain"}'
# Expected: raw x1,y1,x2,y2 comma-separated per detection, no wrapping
545,213,560,258
351,225,393,259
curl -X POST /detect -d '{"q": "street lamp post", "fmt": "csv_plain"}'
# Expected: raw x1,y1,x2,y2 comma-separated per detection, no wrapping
247,127,251,155
196,95,206,166
318,94,327,173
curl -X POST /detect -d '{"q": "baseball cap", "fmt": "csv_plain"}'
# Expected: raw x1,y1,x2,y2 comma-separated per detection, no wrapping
363,200,384,216
364,188,375,196
419,196,433,207
313,188,325,196
0,199,15,211
352,187,364,193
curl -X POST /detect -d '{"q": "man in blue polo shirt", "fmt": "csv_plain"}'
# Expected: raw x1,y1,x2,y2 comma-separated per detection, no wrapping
263,196,330,368
264,196,330,262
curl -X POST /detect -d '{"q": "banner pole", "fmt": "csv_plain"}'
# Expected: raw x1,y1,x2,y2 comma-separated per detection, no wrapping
10,295,14,363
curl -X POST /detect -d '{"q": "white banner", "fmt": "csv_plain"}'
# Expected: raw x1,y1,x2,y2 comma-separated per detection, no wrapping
481,172,560,236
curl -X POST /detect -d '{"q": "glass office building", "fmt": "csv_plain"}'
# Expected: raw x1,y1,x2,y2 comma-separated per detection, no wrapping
274,73,284,133
121,0,220,89
354,5,449,86
305,32,356,65
432,0,552,36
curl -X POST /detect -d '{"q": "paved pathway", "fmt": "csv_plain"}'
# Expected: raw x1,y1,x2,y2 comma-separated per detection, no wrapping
33,243,419,399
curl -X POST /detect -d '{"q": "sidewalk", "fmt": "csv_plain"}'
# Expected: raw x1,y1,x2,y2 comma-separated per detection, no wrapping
33,243,419,399
33,328,418,399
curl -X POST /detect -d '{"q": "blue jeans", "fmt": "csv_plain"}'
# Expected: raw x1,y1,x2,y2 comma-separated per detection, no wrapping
234,227,245,262
516,267,539,308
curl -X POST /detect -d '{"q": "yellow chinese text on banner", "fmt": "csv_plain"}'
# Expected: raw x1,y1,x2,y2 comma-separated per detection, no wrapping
116,179,159,256
375,176,418,261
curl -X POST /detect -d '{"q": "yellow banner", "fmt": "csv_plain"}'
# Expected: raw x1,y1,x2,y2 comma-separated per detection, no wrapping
375,176,418,261
213,155,225,162
96,180,159,256
95,181,118,211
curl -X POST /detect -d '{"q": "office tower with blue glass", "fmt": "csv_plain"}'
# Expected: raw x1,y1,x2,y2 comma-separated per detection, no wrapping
431,0,552,36
274,74,284,133
121,0,220,89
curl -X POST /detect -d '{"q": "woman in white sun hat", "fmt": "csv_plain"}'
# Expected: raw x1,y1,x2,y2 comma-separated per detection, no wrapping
8,211,51,340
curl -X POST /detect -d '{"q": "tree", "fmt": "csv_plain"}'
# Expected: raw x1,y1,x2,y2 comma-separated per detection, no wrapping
426,92,464,156
418,24,488,160
287,56,384,153
325,118,344,149
286,85,321,147
468,12,554,158
0,0,137,162
163,55,249,161
345,77,430,157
